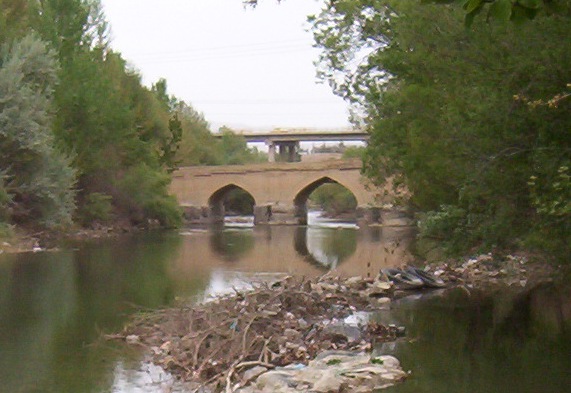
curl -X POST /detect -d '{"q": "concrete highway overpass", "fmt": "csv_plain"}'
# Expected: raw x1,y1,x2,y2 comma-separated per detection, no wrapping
214,128,368,162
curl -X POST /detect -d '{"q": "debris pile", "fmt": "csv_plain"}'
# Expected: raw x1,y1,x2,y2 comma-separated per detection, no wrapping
109,275,403,392
238,351,407,393
425,253,555,288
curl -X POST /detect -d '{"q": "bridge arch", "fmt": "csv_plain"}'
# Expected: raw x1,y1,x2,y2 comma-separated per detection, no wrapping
171,160,388,225
208,183,256,223
293,176,358,225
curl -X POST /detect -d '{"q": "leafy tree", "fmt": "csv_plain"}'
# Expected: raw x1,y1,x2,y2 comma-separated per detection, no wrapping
0,0,31,43
175,102,222,166
175,113,266,167
310,0,571,256
218,126,267,165
342,146,365,160
422,0,571,26
32,0,182,227
0,35,76,228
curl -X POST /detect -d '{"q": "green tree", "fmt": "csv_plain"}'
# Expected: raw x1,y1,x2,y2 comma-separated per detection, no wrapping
175,102,222,166
311,0,571,256
31,0,182,227
0,35,76,228
0,0,31,43
218,126,267,165
422,0,571,26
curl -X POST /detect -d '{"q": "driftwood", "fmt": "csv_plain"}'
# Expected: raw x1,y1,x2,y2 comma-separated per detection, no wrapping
109,275,398,392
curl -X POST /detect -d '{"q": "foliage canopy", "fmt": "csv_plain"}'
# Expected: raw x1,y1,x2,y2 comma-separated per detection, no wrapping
310,0,571,257
0,0,266,231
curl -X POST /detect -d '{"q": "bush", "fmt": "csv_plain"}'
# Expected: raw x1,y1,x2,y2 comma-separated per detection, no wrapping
78,192,113,226
526,165,571,259
342,146,365,160
417,205,470,255
0,35,76,229
115,164,182,227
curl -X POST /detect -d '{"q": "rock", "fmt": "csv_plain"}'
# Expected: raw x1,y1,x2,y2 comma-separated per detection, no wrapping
284,328,302,342
297,318,309,329
321,322,362,342
126,334,140,344
345,276,363,286
319,283,339,292
243,366,268,382
367,281,393,298
255,371,294,392
240,351,406,393
160,341,171,351
373,281,393,291
312,369,345,392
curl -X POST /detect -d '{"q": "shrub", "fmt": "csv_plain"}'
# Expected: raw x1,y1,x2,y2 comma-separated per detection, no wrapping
115,164,182,227
78,192,113,226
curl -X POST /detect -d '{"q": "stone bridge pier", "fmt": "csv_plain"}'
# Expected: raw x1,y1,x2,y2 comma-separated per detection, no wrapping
170,160,394,226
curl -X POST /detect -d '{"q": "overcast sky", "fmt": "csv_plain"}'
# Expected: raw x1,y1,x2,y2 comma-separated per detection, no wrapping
100,0,351,131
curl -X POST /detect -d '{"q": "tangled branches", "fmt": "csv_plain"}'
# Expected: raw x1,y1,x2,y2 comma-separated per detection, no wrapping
111,275,397,392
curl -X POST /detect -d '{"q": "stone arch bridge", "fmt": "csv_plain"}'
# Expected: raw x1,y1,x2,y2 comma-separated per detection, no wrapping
170,159,390,225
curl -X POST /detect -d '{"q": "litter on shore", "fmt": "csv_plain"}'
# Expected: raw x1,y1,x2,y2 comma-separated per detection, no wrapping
108,275,409,392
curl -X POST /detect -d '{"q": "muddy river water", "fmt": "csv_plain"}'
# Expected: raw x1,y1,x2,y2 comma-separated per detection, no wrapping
0,213,569,392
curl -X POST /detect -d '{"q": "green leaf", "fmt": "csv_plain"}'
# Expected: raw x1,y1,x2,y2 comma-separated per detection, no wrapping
488,0,512,21
464,0,483,13
511,3,539,22
465,4,484,27
517,0,541,10
421,0,457,3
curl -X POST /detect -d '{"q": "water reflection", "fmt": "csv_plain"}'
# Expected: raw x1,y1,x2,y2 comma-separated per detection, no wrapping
378,285,571,393
0,233,201,393
0,220,415,393
175,224,413,281
294,226,357,269
210,228,255,261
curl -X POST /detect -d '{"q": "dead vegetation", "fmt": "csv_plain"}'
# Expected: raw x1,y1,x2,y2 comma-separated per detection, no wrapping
108,275,399,392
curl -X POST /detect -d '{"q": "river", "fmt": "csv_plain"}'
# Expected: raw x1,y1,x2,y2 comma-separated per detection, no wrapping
0,213,569,393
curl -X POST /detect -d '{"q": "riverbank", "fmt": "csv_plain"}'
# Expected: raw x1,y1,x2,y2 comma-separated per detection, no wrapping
0,221,161,254
423,252,562,291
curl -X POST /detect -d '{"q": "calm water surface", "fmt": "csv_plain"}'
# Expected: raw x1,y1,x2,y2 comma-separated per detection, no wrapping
0,215,569,392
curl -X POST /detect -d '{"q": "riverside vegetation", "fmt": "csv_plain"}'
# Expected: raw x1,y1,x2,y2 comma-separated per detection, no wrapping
307,0,571,262
0,0,265,247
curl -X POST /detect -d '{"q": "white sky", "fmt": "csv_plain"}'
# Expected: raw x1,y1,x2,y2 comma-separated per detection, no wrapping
100,0,351,131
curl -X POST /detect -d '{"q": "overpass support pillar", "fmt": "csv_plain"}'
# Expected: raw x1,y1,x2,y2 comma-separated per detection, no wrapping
266,141,276,163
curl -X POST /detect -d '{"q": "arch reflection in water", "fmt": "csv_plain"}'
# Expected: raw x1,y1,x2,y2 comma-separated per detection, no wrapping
294,226,357,269
210,228,255,262
175,224,414,282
